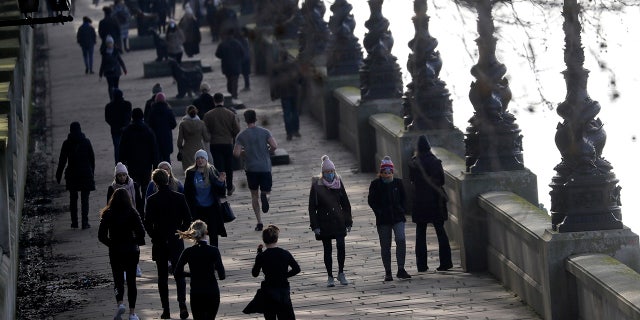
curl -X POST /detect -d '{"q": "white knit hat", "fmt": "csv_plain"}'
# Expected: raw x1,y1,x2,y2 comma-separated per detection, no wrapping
114,162,128,175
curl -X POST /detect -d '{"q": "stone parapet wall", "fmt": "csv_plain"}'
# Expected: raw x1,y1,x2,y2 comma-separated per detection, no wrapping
0,14,34,319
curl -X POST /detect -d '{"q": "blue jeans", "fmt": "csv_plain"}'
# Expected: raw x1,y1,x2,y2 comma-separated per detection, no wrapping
81,46,94,72
376,222,406,273
281,96,299,136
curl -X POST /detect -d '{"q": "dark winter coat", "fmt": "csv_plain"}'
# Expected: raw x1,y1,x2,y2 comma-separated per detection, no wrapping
409,152,447,224
270,59,301,100
184,167,227,237
76,22,97,49
98,16,121,47
367,177,406,226
56,131,96,191
99,47,127,78
144,185,192,260
104,97,132,135
193,92,214,119
308,177,352,240
147,101,177,157
143,94,158,124
118,120,159,183
98,206,146,254
215,36,245,76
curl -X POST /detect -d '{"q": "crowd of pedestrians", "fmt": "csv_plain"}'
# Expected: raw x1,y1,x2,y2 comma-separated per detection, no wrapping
60,2,455,319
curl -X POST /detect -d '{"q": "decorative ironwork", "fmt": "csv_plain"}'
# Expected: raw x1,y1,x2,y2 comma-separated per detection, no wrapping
464,0,523,173
404,0,453,130
256,0,300,40
326,0,363,76
298,0,329,63
359,0,402,101
550,0,622,232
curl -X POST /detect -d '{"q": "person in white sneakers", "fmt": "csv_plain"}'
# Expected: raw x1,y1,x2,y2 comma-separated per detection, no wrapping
98,188,146,320
308,155,353,287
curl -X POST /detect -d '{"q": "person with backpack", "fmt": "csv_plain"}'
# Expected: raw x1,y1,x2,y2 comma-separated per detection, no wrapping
104,88,132,163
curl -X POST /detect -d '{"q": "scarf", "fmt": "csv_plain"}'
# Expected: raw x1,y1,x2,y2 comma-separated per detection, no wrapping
111,177,136,207
322,176,342,189
182,114,200,121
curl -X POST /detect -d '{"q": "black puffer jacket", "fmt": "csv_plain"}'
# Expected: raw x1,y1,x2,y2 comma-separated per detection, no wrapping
308,177,352,240
367,177,406,226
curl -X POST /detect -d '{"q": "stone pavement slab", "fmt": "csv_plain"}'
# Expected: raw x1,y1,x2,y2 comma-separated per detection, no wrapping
42,0,541,319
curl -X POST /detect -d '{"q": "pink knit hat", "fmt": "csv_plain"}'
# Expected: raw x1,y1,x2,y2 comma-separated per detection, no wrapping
321,155,335,172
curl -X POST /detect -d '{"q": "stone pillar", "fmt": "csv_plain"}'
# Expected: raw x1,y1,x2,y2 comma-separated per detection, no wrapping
549,0,623,232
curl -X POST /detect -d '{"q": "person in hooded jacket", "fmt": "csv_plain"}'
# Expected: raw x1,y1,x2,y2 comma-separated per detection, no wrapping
308,155,352,288
409,135,453,272
105,88,132,164
99,35,127,101
367,156,411,281
215,28,245,99
107,162,144,218
56,122,96,229
119,108,159,193
98,188,146,320
165,20,185,63
177,105,210,171
147,92,177,163
76,16,97,74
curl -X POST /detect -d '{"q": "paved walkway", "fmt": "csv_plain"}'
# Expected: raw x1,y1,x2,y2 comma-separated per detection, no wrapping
45,1,540,319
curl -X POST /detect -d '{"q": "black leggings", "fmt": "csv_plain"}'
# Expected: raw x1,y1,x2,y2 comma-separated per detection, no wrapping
321,236,345,277
109,249,140,307
190,292,220,319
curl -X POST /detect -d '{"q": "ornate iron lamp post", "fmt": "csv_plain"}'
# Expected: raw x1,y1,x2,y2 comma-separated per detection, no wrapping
326,0,362,76
464,0,523,173
403,0,453,131
550,0,622,232
299,0,329,63
359,0,403,101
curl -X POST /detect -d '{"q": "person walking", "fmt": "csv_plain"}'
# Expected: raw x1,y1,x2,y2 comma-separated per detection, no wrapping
308,155,352,287
145,161,185,200
147,92,177,163
76,16,97,74
175,220,226,320
233,109,277,231
183,150,227,247
177,105,210,171
107,162,144,219
56,122,95,230
409,135,453,272
166,20,185,63
144,83,163,124
270,51,301,140
215,28,245,99
112,0,132,52
367,156,412,281
251,225,300,320
98,6,121,51
98,35,127,101
238,27,251,91
119,108,159,192
144,169,192,320
193,82,214,119
98,188,146,320
203,92,240,196
104,88,132,164
179,5,201,57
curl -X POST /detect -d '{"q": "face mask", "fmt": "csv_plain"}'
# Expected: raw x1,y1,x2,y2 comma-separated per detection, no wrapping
382,176,393,183
323,172,335,182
